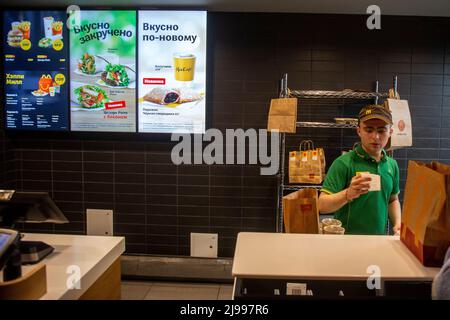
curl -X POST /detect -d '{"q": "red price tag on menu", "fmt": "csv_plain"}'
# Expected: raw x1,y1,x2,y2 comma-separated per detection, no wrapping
143,78,166,85
105,101,126,110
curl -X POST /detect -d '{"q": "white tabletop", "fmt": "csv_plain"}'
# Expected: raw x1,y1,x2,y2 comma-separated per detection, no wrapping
232,232,440,281
20,233,125,300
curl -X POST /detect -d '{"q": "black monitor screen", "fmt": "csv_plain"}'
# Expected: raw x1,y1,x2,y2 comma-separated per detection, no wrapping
0,233,12,256
0,229,19,270
0,192,68,226
3,10,69,131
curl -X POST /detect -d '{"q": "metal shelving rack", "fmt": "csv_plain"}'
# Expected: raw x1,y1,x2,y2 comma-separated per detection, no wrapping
297,122,358,129
290,90,386,100
275,74,397,233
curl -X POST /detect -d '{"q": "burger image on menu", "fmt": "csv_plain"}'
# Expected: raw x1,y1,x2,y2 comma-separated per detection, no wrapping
6,21,30,48
7,29,23,47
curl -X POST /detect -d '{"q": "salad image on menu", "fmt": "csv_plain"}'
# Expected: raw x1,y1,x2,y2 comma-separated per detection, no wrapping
69,10,136,132
38,17,63,48
3,11,68,131
138,10,207,134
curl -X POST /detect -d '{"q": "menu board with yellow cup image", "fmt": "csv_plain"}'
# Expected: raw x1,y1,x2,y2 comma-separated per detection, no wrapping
138,10,207,133
3,10,68,131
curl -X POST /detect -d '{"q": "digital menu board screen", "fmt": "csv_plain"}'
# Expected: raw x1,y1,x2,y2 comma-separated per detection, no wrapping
69,10,137,132
138,10,207,133
3,10,69,131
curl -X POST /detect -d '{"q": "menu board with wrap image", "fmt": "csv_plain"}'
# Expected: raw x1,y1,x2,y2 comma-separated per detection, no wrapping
69,10,136,132
3,10,68,131
138,11,207,133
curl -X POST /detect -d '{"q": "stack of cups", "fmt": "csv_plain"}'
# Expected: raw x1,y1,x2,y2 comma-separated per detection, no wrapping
321,218,345,235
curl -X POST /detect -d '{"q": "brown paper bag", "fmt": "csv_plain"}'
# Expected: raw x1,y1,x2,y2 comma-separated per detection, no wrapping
267,98,297,133
289,140,324,184
283,188,319,234
385,90,412,150
401,160,450,267
318,147,326,177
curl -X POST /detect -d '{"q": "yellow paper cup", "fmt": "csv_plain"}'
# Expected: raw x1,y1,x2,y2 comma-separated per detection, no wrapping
173,53,196,82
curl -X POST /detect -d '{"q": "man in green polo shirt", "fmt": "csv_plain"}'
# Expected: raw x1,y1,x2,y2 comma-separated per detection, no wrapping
318,104,401,235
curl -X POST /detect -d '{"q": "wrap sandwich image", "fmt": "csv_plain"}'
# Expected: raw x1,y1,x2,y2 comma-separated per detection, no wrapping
77,53,97,74
100,63,135,87
77,53,116,75
73,85,108,109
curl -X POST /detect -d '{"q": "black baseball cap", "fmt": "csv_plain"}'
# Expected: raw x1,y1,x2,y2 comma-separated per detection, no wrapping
358,104,393,125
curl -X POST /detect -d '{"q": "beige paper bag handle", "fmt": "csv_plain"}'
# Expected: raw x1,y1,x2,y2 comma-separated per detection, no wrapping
384,88,400,109
388,88,400,100
300,140,314,151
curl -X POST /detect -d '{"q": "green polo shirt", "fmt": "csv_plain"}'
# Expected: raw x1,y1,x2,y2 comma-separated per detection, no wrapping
321,144,400,235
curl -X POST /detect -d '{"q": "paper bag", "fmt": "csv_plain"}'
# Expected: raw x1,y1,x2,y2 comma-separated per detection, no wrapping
283,188,319,234
289,140,324,184
401,160,450,267
318,147,326,177
267,98,297,133
385,90,412,150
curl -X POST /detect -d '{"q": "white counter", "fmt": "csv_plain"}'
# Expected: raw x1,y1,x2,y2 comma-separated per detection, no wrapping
21,233,125,300
232,232,440,281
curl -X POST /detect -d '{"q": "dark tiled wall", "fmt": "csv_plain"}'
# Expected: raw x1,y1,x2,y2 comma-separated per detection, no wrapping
1,13,450,257
8,139,276,257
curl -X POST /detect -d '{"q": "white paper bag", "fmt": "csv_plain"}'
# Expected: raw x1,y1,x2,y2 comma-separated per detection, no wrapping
386,98,412,150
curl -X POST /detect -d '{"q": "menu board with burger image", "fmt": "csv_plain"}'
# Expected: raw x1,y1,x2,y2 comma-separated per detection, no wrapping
4,11,65,62
3,11,68,131
69,10,137,132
